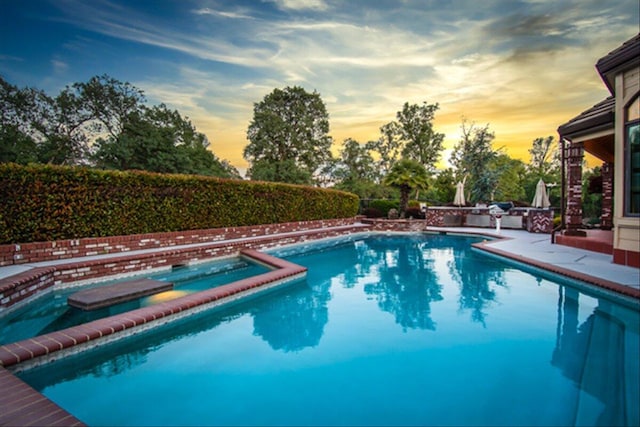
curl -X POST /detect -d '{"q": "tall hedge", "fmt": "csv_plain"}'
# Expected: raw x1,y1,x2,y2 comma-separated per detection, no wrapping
0,163,359,244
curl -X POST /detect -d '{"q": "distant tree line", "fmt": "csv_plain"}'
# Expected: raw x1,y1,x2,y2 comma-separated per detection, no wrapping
0,75,240,178
3,76,591,217
243,85,568,212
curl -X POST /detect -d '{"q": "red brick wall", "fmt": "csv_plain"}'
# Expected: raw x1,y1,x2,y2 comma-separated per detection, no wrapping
425,208,470,226
613,249,640,268
0,218,358,267
0,219,370,311
0,268,55,309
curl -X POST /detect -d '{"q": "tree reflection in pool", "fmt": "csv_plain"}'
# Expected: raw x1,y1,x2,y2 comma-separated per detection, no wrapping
17,234,639,427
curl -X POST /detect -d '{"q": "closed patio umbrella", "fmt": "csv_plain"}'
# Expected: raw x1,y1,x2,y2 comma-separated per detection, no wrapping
532,179,551,208
453,181,465,207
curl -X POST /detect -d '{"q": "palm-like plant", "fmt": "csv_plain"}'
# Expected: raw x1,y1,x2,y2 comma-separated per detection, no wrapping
383,158,430,217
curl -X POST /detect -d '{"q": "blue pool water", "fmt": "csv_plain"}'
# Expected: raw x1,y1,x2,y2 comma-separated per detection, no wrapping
0,257,269,344
15,234,640,426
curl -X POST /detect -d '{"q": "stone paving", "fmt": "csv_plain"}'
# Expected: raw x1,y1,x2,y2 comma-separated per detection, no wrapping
441,227,639,293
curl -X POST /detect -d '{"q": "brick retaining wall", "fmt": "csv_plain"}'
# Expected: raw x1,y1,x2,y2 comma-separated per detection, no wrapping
0,211,555,312
0,219,370,311
0,218,358,267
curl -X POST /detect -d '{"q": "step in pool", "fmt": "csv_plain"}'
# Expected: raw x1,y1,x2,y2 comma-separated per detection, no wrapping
67,279,174,310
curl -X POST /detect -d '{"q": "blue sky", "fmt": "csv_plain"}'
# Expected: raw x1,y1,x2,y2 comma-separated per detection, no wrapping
1,0,638,172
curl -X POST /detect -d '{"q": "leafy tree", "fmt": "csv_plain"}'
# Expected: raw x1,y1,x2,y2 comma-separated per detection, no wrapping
450,120,498,203
330,138,392,198
1,77,92,165
93,104,239,177
36,86,93,165
528,136,560,177
395,101,445,172
74,74,146,141
314,157,340,188
93,107,180,173
383,158,430,217
0,77,38,163
369,102,444,176
425,168,456,205
1,74,238,177
367,122,402,181
0,125,38,164
491,154,526,202
333,138,376,183
244,86,332,183
523,136,561,206
249,159,312,184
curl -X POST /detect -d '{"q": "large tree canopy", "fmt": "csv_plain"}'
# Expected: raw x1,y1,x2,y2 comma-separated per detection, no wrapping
330,138,392,199
395,101,444,172
369,102,444,175
0,76,93,165
93,103,239,177
528,136,560,178
0,74,239,178
450,120,498,204
244,86,332,184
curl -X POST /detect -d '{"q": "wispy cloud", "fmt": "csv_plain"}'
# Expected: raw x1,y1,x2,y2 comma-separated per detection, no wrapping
268,0,329,11
49,0,274,68
192,7,255,20
10,0,637,168
51,59,69,74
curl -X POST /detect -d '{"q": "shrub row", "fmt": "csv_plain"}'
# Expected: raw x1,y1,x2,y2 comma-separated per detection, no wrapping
361,199,399,218
0,163,359,244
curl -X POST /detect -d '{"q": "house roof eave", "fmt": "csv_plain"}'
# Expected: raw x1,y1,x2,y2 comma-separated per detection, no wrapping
557,96,615,138
595,33,640,94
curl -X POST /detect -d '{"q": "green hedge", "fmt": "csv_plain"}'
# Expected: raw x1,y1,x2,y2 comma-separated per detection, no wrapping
364,199,398,217
0,163,359,244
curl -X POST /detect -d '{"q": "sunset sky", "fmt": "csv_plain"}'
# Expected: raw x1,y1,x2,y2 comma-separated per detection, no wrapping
1,0,638,173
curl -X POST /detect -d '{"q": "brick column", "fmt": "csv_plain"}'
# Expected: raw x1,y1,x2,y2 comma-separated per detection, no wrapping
564,141,586,236
600,162,613,230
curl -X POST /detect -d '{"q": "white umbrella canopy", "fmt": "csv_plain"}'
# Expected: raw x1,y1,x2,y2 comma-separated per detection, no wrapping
532,179,551,208
453,181,465,206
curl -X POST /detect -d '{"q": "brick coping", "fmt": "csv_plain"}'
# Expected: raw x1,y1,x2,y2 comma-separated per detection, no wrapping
471,238,640,300
0,222,370,312
412,227,638,300
0,249,306,370
0,248,309,427
0,366,85,426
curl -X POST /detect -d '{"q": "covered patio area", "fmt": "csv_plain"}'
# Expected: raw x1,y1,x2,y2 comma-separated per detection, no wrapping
556,96,615,253
555,33,640,267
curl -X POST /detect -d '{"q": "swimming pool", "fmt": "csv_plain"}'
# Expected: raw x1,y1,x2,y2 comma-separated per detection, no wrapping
0,257,269,344
15,233,640,426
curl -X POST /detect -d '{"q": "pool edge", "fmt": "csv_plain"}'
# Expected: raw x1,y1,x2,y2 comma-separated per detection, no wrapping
0,249,307,370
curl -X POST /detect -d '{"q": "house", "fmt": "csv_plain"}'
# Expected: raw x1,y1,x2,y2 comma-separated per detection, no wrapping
557,33,640,267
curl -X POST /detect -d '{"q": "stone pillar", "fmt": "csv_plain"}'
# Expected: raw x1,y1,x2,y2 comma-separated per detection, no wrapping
564,141,586,236
600,162,613,230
